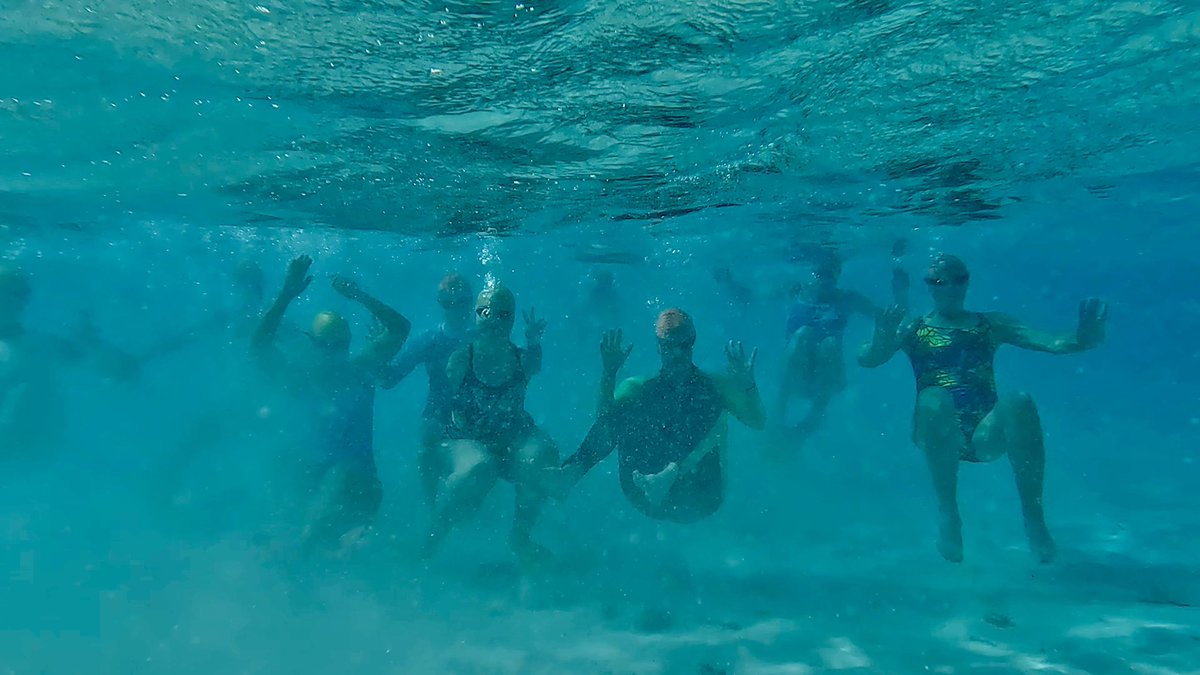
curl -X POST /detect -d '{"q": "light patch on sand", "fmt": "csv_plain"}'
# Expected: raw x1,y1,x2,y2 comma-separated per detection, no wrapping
1067,616,1186,640
817,637,872,670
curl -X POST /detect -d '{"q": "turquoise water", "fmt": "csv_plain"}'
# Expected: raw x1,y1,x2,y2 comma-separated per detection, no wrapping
2,2,1199,673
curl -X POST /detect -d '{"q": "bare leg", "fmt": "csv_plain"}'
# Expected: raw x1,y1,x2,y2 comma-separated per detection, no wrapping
424,440,498,558
417,419,447,508
996,393,1055,563
792,336,844,440
913,387,968,563
510,430,558,564
300,464,381,558
775,327,817,423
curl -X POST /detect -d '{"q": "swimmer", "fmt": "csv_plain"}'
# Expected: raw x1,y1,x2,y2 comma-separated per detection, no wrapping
775,250,908,450
580,267,622,335
0,263,139,457
422,284,556,564
858,254,1107,563
139,258,272,362
253,255,411,555
147,259,300,532
549,309,765,523
380,273,475,507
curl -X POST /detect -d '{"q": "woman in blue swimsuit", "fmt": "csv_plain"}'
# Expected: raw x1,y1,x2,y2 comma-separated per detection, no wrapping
776,251,907,450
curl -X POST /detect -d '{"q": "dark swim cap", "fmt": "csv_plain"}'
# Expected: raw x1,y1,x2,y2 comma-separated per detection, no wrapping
437,273,472,308
655,308,696,344
233,260,264,289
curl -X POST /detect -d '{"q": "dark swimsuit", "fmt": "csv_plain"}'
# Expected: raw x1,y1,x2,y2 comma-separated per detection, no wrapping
447,343,535,471
902,313,999,461
564,365,726,523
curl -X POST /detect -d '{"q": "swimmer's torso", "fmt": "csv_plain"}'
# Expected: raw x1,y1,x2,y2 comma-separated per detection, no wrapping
786,293,850,340
448,343,532,448
902,313,1000,431
614,367,725,483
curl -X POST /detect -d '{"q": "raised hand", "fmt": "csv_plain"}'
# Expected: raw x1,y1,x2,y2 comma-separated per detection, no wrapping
281,255,313,299
331,274,363,301
599,329,633,376
724,339,758,388
523,307,547,345
876,304,905,335
1077,297,1108,349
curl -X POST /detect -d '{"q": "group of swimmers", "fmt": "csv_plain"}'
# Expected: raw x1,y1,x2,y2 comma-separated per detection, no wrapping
0,251,1107,566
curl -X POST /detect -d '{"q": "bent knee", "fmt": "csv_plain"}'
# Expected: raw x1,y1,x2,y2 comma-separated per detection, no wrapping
450,443,497,475
514,434,557,468
786,327,815,351
1001,391,1039,418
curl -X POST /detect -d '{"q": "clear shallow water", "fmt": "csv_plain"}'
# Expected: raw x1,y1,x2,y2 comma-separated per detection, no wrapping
2,2,1199,674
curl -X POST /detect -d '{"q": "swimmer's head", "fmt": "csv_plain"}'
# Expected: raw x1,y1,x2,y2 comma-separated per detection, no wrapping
811,254,843,289
655,308,696,366
924,254,970,311
437,273,473,310
232,260,265,298
474,284,516,333
308,311,351,352
0,264,31,315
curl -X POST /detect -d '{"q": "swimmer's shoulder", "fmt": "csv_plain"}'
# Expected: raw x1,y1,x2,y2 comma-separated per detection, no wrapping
614,375,649,403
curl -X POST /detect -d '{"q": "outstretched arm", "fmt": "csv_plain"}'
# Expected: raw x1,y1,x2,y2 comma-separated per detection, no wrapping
990,298,1108,354
335,275,411,373
136,311,232,363
253,255,311,355
378,332,432,389
551,378,642,497
712,266,757,306
49,315,141,381
714,340,765,430
857,305,908,368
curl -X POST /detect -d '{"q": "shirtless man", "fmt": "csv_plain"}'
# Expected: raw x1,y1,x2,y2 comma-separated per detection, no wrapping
551,309,765,523
0,263,138,458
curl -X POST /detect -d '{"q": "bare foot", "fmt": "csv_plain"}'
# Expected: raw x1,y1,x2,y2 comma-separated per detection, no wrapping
938,513,963,563
1025,519,1057,564
633,463,679,506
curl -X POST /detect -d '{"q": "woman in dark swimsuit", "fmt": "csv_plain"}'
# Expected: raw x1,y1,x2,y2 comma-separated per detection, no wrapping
422,284,555,563
859,254,1107,564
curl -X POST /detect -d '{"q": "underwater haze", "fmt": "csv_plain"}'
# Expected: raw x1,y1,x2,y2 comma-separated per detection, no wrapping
1,1,1199,674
